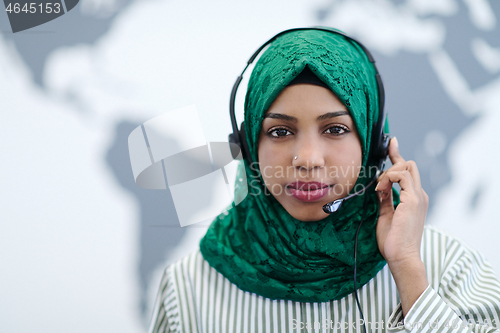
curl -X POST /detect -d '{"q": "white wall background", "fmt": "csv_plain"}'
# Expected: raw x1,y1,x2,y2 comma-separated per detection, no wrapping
1,0,499,332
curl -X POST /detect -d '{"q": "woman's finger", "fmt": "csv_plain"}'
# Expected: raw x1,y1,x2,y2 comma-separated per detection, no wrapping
405,160,422,189
377,160,422,190
377,162,407,182
388,137,405,166
378,184,395,217
376,169,417,197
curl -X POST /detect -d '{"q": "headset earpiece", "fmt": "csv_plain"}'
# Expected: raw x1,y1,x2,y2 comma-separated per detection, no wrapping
370,132,390,161
228,121,251,162
228,132,240,160
379,133,390,160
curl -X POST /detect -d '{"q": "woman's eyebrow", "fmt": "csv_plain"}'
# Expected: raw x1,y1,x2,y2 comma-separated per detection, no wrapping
263,111,349,122
316,111,349,121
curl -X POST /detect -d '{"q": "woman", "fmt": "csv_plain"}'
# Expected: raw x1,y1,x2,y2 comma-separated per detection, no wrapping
148,28,500,332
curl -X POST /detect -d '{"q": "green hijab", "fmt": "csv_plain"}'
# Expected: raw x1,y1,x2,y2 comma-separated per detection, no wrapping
200,29,400,302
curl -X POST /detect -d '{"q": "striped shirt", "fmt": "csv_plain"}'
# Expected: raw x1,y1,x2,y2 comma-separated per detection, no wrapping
148,225,500,332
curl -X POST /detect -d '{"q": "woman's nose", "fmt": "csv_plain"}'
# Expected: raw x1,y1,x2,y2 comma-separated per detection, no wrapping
292,135,325,171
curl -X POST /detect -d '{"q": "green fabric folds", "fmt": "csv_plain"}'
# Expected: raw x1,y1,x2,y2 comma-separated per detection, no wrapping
199,29,400,302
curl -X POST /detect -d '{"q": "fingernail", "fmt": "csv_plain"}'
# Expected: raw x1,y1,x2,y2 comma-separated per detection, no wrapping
384,190,391,201
378,192,383,203
393,137,399,149
375,181,380,191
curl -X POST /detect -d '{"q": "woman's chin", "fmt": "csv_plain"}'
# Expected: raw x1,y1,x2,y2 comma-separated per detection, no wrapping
273,191,346,222
281,202,331,222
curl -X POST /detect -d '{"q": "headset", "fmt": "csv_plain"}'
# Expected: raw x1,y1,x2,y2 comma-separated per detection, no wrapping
227,27,392,333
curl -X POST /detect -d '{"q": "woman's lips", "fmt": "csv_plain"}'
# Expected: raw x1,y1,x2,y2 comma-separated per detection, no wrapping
287,181,333,202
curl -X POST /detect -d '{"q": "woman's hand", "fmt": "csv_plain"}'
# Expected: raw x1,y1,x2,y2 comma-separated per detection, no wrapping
375,137,430,317
375,137,429,264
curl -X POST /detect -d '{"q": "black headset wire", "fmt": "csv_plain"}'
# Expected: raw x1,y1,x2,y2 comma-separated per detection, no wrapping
354,186,371,333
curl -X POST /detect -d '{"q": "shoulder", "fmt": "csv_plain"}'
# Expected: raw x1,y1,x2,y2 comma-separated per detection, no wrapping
422,224,486,260
418,226,500,325
162,248,218,306
149,250,209,333
165,248,208,282
422,224,489,265
421,224,498,288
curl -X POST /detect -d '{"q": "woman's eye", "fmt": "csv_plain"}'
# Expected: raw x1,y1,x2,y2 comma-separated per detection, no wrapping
324,125,349,135
268,127,292,138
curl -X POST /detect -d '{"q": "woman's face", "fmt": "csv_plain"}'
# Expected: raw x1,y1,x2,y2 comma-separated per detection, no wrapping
257,83,363,222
